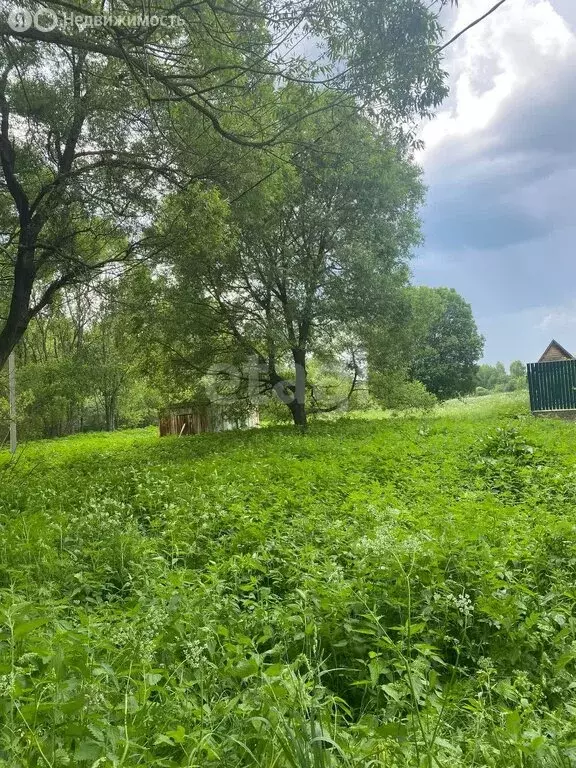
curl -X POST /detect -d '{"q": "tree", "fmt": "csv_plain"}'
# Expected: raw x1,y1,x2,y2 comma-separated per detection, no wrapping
75,278,159,433
149,105,424,427
407,286,484,400
510,360,526,379
475,360,527,394
15,289,92,437
4,276,159,438
0,42,167,371
0,0,450,369
476,362,509,392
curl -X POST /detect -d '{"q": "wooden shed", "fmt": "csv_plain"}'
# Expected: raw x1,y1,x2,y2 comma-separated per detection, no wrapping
159,402,259,437
527,340,576,418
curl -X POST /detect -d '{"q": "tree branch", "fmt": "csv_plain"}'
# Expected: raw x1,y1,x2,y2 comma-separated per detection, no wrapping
438,0,509,53
0,67,30,224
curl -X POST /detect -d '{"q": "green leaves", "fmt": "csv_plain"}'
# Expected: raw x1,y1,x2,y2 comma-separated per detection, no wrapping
12,618,48,640
2,392,576,765
404,286,485,401
231,658,259,679
154,104,425,426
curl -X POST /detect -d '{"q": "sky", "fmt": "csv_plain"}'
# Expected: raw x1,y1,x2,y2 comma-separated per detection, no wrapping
414,0,576,365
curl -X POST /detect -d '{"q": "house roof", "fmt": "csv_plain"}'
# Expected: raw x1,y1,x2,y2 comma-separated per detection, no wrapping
538,339,574,362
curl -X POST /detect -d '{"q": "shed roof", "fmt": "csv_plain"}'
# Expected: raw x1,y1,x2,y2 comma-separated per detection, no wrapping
538,339,574,363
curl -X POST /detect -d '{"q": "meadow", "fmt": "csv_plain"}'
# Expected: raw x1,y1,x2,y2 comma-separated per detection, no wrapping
2,393,576,766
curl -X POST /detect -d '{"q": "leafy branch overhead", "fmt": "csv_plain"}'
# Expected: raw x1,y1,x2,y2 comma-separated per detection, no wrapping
1,0,451,142
0,0,455,373
0,0,503,426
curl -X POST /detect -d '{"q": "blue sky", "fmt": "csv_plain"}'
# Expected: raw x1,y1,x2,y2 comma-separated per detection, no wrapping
415,0,576,365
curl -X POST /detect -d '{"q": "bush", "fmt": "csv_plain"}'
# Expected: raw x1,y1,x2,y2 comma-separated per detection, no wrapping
370,370,437,411
258,392,293,424
495,380,516,393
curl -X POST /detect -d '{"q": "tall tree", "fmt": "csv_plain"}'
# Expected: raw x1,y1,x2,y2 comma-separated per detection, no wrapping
0,42,167,370
15,285,93,436
475,360,527,393
7,277,159,438
407,286,484,400
509,360,526,379
0,0,450,368
152,107,424,427
1,0,448,139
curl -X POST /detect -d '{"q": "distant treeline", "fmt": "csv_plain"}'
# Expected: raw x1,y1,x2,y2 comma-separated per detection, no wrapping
475,361,528,396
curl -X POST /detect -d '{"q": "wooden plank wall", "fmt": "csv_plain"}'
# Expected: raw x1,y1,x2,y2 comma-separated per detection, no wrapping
159,405,259,436
159,408,212,437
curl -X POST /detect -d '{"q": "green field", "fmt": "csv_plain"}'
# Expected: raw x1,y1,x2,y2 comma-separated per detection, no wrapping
2,393,576,767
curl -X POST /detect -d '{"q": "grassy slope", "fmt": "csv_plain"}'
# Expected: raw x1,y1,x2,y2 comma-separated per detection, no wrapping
1,393,576,766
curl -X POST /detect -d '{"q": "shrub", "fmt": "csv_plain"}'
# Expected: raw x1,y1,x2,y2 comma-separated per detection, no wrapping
370,371,437,411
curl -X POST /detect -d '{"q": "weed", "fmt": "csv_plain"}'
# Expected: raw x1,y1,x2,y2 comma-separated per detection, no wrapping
1,394,576,765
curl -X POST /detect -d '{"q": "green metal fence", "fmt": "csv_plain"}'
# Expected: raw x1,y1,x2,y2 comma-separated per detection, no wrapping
527,359,576,412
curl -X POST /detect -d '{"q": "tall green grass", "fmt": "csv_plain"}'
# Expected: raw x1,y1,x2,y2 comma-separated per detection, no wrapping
1,393,576,766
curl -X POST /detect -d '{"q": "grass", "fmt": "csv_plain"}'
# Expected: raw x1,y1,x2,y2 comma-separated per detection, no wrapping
1,392,576,766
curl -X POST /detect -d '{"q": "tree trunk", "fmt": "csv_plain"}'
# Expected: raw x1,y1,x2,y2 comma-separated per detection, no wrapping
288,398,307,428
0,248,35,371
104,391,118,432
289,347,308,429
105,405,115,432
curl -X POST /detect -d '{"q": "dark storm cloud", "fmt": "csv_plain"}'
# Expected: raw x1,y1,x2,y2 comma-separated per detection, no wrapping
414,1,576,363
422,58,576,252
492,60,576,158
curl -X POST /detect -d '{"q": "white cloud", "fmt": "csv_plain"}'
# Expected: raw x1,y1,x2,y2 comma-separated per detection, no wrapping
538,306,576,330
420,0,576,158
414,0,576,365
